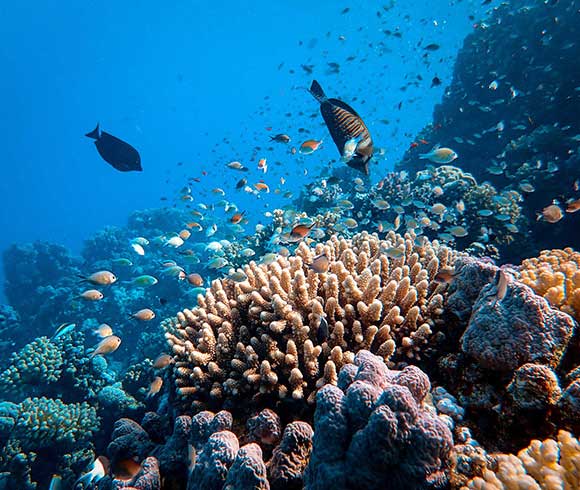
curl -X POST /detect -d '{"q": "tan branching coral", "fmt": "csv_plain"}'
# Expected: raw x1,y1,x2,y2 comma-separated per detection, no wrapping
519,248,580,321
164,231,454,408
461,430,580,490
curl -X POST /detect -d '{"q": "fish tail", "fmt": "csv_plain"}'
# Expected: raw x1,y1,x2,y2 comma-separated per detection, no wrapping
85,123,100,139
309,80,327,103
418,153,429,159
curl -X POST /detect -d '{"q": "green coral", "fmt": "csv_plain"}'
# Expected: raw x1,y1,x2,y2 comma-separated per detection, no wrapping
13,397,99,449
0,397,98,489
0,337,63,399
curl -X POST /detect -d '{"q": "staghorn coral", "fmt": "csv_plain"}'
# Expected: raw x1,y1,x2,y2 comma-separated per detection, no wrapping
164,230,454,410
519,248,580,322
304,350,453,490
461,430,580,490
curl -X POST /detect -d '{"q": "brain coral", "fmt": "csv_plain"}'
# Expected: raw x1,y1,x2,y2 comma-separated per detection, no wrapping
164,231,454,408
519,248,580,322
462,430,580,490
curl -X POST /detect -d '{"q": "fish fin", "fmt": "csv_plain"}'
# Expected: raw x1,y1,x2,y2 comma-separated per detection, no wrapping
309,80,327,103
85,123,100,139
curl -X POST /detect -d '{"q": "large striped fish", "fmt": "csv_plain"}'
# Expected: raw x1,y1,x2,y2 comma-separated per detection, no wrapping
309,80,373,174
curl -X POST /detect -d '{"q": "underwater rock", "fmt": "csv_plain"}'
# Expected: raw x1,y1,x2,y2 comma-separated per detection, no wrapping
461,274,575,371
304,350,453,490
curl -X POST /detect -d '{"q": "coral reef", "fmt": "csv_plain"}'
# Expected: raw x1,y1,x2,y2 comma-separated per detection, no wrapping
305,350,453,490
0,397,99,490
165,230,454,410
461,430,580,489
519,247,580,322
397,1,580,260
461,271,575,371
104,408,314,490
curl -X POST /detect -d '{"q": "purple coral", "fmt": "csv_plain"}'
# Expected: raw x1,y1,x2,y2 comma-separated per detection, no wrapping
188,430,239,490
461,274,574,371
305,350,453,490
224,443,269,490
268,421,313,489
446,256,499,321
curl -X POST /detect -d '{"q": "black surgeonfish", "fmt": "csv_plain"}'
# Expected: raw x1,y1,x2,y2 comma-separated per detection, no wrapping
85,124,142,172
308,80,373,174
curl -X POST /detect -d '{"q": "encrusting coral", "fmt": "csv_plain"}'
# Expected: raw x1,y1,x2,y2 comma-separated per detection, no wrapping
461,430,580,489
164,230,454,409
519,248,580,322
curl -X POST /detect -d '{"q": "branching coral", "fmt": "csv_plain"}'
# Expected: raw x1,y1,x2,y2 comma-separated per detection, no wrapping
164,231,454,409
519,248,580,322
462,430,580,490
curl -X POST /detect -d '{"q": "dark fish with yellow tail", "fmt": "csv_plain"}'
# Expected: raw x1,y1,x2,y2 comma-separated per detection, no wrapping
85,124,142,172
309,80,373,174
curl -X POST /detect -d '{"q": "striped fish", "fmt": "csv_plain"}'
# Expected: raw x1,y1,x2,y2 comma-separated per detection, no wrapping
309,80,373,174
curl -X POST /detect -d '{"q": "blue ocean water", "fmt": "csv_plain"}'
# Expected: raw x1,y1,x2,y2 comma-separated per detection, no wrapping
0,0,483,301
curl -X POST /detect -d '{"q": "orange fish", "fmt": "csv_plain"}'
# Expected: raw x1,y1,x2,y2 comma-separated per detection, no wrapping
212,188,225,196
309,253,330,273
434,267,456,284
90,335,121,358
181,195,193,201
410,142,419,149
186,221,203,230
258,158,268,173
290,147,297,155
113,458,141,481
93,323,113,338
254,182,270,193
539,204,563,223
80,270,117,286
187,273,204,287
230,211,246,224
299,139,323,154
179,229,191,240
131,309,156,321
79,289,104,301
290,223,314,240
153,354,173,369
566,199,580,213
147,376,163,397
419,139,429,145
